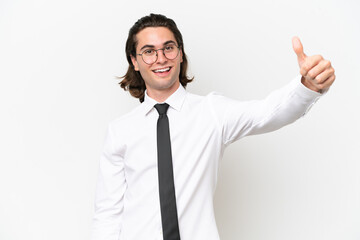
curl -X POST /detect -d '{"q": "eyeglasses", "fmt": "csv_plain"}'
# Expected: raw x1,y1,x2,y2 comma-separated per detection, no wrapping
137,43,181,65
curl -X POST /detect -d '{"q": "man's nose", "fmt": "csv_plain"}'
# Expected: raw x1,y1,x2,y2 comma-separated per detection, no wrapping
156,49,167,63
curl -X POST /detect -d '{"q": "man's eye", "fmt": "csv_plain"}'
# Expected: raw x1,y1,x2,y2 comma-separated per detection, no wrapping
143,49,155,55
165,45,175,51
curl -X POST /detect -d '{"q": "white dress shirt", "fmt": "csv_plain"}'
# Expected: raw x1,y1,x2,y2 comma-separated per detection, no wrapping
91,75,323,240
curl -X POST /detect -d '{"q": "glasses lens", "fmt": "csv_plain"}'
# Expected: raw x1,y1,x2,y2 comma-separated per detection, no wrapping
164,44,179,60
142,49,157,64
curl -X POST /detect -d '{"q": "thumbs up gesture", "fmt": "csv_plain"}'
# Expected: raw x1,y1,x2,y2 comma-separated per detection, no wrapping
292,36,335,93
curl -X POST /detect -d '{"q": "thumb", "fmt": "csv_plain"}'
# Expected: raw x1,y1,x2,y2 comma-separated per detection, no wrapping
292,36,307,66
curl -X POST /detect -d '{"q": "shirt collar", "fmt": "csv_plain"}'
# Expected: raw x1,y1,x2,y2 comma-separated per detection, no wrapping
141,84,187,116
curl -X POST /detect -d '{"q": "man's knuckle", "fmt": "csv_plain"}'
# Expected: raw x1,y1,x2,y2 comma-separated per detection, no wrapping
308,72,315,79
303,64,309,72
324,60,331,68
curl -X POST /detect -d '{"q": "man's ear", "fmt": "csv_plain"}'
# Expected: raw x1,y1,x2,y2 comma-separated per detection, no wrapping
130,55,139,71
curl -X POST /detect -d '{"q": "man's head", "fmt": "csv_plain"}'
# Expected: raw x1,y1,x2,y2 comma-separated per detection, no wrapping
119,13,193,103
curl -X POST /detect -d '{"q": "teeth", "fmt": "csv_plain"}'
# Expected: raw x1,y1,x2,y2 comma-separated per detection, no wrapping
154,67,170,73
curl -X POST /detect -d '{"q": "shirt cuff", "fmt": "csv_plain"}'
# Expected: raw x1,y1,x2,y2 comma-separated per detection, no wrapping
297,75,325,95
291,75,326,116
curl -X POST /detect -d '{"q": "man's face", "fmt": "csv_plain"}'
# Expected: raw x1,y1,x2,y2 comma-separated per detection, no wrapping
131,27,183,95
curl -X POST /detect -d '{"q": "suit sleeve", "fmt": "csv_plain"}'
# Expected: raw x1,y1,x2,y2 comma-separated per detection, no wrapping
208,75,325,147
91,123,127,240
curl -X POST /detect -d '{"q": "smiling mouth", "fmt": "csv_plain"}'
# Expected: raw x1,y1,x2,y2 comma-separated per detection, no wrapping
152,67,172,73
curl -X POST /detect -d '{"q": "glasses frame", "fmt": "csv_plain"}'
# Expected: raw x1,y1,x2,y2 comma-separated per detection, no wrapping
137,44,181,65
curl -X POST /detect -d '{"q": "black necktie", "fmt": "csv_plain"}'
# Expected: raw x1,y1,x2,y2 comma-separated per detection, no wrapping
154,103,181,240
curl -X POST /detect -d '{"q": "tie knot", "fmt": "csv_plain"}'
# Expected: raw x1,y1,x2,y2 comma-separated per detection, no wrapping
154,103,169,116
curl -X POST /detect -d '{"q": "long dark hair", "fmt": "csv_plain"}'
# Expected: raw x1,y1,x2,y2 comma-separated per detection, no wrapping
118,13,194,103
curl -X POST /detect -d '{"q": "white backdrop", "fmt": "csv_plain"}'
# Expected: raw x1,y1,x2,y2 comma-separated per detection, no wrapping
1,0,359,239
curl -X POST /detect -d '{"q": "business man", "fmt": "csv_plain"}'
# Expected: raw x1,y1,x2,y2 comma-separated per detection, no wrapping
91,13,335,240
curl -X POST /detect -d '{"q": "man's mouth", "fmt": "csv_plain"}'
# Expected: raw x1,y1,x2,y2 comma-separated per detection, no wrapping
152,67,171,73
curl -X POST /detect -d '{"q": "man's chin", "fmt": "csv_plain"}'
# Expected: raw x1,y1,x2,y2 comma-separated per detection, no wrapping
153,80,179,90
145,80,179,96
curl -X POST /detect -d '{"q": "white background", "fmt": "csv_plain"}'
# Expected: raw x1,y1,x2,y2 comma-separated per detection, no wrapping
0,0,359,239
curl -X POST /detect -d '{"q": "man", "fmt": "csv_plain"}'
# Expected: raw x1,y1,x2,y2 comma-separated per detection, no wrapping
91,13,335,240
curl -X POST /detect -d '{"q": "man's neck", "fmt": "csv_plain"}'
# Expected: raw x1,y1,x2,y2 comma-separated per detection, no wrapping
146,81,180,103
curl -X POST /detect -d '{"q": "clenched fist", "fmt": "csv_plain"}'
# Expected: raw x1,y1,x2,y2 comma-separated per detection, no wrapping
292,36,336,93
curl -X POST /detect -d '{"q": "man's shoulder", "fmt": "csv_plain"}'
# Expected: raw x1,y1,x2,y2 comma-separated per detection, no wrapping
186,89,228,104
109,103,144,127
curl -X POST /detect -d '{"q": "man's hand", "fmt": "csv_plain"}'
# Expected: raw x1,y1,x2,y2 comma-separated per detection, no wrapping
292,36,336,93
